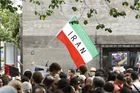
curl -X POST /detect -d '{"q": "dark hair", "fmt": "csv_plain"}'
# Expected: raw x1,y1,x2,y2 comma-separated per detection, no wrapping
70,76,79,86
59,72,67,79
49,63,61,72
69,69,75,74
131,71,138,81
107,71,117,81
116,73,124,81
42,75,54,89
93,76,105,88
21,76,29,82
103,82,114,92
95,69,106,79
57,79,69,89
62,85,74,93
32,71,43,84
23,70,32,79
79,64,87,75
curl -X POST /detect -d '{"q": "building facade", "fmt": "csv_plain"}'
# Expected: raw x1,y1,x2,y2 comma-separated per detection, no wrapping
23,0,140,71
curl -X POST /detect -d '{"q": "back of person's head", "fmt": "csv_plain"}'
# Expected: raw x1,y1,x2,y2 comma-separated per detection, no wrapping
21,76,29,82
79,64,88,75
42,75,54,87
49,63,61,72
8,80,24,93
0,86,17,93
59,72,67,79
131,71,138,81
1,75,11,85
32,71,43,84
62,85,74,93
107,71,117,81
69,69,75,74
35,85,46,93
57,79,69,89
116,73,124,82
103,82,114,92
54,89,64,93
23,70,32,80
95,69,106,79
22,82,32,93
70,76,79,86
93,76,105,88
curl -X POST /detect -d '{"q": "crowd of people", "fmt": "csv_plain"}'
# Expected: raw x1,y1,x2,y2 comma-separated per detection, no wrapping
0,62,140,93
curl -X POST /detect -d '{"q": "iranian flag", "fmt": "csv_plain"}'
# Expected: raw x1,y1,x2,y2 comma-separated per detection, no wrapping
56,16,98,68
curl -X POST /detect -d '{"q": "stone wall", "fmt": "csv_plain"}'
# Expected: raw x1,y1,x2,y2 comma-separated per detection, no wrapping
23,0,140,71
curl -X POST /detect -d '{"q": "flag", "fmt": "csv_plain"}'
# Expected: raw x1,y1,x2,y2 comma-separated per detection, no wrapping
4,64,19,77
56,16,99,68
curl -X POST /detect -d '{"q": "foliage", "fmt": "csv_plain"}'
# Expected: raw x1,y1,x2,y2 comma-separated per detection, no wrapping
0,0,20,48
29,0,140,33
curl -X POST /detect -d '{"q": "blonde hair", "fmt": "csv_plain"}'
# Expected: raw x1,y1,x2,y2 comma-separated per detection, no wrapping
8,80,24,93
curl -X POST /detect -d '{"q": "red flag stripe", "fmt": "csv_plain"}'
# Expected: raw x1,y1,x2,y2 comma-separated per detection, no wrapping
57,31,85,68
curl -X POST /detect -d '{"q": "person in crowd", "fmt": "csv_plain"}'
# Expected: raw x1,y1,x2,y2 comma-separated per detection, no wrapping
59,72,67,80
113,73,124,93
79,64,89,78
92,76,105,93
70,76,81,93
0,77,3,87
34,85,46,93
124,68,133,79
95,69,107,80
103,82,114,93
8,80,24,93
107,71,117,83
21,75,30,83
1,74,11,85
85,77,93,86
62,85,75,93
82,77,93,93
48,62,61,77
22,81,32,93
67,69,75,80
0,85,17,93
120,77,133,93
47,63,62,92
32,71,44,93
42,75,54,93
57,78,70,89
89,67,96,78
54,89,64,93
23,70,32,82
78,75,86,88
131,71,140,93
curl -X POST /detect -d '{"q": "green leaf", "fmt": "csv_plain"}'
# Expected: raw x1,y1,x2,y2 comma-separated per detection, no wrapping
87,13,92,18
105,28,112,33
72,7,78,12
75,0,79,2
83,20,88,25
106,0,111,3
119,11,126,16
36,1,40,5
130,5,135,10
34,11,38,15
135,14,140,19
122,2,129,6
29,0,33,2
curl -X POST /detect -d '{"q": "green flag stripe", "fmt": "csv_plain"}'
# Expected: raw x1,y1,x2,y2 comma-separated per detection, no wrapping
69,17,98,57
